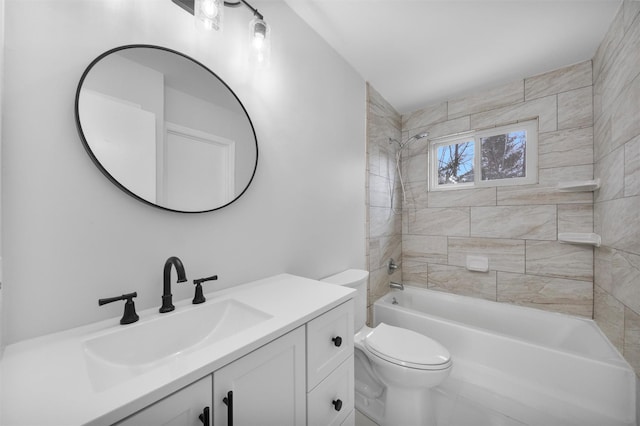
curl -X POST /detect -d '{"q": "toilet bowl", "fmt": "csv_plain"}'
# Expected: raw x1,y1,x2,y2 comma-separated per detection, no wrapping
321,269,452,426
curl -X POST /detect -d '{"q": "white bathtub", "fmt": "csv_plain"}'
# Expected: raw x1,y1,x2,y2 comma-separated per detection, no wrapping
374,286,636,426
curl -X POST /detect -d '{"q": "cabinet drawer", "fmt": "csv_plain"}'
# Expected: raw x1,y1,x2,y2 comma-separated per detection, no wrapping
306,300,354,389
307,355,354,426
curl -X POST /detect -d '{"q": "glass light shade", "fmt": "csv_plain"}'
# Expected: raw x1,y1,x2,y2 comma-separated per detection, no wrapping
249,17,271,65
195,0,223,31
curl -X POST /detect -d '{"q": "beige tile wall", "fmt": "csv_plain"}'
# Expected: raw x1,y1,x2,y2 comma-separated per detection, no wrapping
399,59,595,318
366,84,402,324
592,0,640,376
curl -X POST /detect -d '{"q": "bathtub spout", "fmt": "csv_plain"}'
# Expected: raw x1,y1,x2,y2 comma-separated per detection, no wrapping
390,281,404,290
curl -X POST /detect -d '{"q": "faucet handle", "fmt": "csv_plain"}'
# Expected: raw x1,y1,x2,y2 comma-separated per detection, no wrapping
98,292,139,325
192,275,218,304
388,258,399,275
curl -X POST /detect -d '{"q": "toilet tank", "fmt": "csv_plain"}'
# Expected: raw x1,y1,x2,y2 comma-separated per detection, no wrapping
321,269,369,330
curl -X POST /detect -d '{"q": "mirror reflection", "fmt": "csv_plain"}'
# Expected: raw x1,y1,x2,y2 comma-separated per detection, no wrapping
75,45,258,213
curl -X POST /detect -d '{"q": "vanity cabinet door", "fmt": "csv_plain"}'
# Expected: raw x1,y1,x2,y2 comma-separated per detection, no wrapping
115,375,212,426
213,326,306,426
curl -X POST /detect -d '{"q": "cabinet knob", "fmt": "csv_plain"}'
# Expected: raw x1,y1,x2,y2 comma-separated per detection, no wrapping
332,399,343,411
331,336,342,347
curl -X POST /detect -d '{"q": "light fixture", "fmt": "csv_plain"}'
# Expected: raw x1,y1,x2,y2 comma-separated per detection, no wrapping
249,15,270,64
194,0,223,31
172,0,271,62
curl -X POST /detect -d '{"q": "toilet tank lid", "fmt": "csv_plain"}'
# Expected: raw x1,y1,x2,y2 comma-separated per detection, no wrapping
320,269,369,285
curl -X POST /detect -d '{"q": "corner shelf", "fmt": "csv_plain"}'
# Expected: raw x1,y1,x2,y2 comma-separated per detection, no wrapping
556,179,600,192
558,232,601,247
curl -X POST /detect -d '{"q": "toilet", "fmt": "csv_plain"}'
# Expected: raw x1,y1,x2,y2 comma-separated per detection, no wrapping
322,269,452,426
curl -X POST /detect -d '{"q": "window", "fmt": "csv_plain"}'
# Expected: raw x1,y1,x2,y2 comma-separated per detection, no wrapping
429,120,538,191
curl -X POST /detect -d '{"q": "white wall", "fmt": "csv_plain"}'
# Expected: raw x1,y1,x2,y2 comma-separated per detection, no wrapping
1,0,366,344
0,0,4,351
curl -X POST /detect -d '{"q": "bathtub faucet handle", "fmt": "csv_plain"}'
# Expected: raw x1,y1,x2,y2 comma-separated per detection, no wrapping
388,258,399,275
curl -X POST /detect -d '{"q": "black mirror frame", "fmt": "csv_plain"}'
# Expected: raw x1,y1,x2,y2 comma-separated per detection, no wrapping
74,44,259,214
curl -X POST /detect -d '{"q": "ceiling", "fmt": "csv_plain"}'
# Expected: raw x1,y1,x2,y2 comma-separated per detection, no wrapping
283,0,622,114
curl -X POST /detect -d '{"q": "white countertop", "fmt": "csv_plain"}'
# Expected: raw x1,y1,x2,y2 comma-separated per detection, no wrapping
0,274,354,425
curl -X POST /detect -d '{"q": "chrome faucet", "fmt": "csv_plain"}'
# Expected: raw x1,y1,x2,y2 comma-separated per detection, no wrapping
160,256,187,313
390,281,404,290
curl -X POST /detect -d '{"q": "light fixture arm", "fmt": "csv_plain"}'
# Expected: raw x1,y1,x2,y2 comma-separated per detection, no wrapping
223,0,263,20
172,0,263,20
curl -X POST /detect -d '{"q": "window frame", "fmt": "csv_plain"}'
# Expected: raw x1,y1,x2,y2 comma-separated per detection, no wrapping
429,119,538,191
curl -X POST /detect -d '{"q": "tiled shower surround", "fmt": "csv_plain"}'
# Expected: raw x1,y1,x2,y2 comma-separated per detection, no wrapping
366,86,403,320
366,0,640,376
592,0,640,376
399,58,595,318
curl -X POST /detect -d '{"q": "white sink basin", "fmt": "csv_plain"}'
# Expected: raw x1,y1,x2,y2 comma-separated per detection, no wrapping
83,299,272,390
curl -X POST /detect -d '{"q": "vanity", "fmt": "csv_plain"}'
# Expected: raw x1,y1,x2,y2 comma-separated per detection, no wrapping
0,274,355,425
0,43,356,425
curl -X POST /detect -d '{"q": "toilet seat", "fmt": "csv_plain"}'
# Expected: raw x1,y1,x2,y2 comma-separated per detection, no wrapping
364,323,451,370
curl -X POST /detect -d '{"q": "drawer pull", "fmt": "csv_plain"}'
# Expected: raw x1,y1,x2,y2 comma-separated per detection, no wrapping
331,336,343,347
332,399,343,411
223,391,233,426
198,406,210,425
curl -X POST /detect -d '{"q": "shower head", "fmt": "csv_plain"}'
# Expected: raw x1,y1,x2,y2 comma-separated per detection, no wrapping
387,130,430,213
388,131,429,149
411,131,429,141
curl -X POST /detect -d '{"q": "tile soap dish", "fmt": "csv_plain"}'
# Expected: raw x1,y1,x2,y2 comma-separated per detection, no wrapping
466,255,489,272
558,232,601,247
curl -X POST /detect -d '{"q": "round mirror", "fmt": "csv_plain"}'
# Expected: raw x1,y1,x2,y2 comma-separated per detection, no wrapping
75,45,258,213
